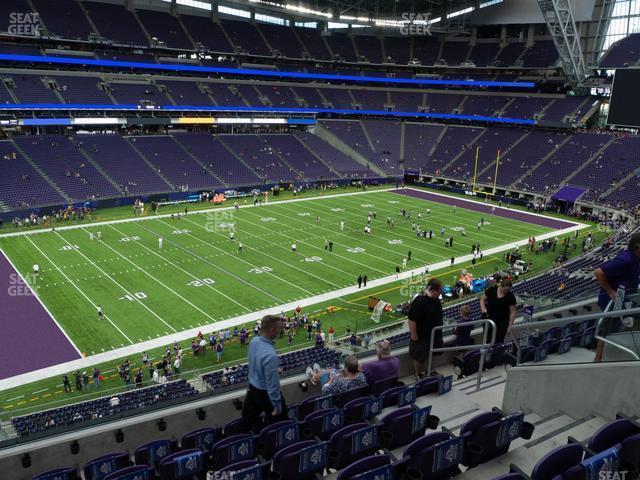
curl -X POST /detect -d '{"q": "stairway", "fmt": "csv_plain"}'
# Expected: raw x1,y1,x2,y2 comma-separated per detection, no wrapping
292,134,342,178
439,128,486,175
476,130,532,181
170,134,229,187
313,124,387,177
510,134,574,188
561,136,616,186
123,137,175,190
76,142,125,195
12,141,72,204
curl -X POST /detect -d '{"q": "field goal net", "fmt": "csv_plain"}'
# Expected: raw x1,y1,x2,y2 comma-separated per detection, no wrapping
371,300,390,323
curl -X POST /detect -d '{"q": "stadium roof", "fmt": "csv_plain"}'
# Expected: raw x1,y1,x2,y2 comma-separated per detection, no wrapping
220,0,495,30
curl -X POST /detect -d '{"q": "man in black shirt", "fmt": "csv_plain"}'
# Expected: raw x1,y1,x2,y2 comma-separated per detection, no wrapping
407,278,443,379
480,278,517,343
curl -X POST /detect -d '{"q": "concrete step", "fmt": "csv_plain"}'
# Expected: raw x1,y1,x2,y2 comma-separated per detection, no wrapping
456,414,609,479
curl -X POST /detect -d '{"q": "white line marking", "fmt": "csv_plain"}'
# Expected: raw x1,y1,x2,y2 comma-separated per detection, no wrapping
53,230,177,334
0,246,84,358
23,236,133,345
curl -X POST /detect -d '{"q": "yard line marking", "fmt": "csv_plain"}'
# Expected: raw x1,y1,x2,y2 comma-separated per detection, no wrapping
231,207,385,280
52,230,178,334
0,188,399,239
182,214,344,290
138,221,284,303
337,192,536,244
31,388,48,394
107,224,250,314
89,227,219,326
6,395,24,401
279,198,476,263
11,239,118,352
170,217,316,297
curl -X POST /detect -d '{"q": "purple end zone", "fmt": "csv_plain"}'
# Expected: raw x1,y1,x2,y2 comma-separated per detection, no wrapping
0,251,81,380
393,189,576,230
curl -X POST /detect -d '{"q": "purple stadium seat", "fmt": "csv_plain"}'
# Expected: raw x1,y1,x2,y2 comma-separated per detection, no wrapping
84,453,130,480
256,420,300,458
343,396,382,424
32,467,77,480
336,454,393,480
415,376,440,396
587,419,640,469
379,406,433,450
399,431,464,480
103,465,154,480
271,440,327,480
332,385,370,408
134,439,174,472
157,449,204,480
327,423,379,470
301,408,344,440
459,411,530,466
211,434,254,469
529,443,585,480
369,375,399,397
297,394,333,419
180,427,219,452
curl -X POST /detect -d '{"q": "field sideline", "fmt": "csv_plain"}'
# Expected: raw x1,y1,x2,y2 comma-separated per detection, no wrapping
0,187,585,389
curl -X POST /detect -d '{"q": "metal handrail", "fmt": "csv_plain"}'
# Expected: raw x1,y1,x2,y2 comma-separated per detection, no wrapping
427,319,496,392
594,297,640,361
509,305,640,363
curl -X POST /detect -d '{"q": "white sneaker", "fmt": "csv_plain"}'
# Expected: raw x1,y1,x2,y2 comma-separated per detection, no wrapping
312,363,321,374
305,367,317,385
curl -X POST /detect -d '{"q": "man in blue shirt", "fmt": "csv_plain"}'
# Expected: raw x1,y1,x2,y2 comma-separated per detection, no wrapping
593,232,640,361
238,314,286,432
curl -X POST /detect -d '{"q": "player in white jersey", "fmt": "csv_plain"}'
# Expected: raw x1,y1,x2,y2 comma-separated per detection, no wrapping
291,243,297,253
159,237,163,250
340,221,344,231
402,257,407,269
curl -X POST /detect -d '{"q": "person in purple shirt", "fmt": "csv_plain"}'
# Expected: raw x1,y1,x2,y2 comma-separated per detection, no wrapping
593,232,640,362
361,340,399,385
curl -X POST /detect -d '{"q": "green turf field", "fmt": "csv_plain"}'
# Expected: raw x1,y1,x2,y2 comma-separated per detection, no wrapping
0,189,554,356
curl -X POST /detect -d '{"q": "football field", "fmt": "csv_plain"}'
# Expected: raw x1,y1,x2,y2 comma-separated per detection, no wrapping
0,188,574,366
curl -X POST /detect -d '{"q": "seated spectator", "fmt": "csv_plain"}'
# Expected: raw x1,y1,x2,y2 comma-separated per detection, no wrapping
455,304,474,348
109,396,120,408
361,340,399,385
305,355,367,395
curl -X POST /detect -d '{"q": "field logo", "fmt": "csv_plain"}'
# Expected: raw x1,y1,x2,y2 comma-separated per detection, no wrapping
8,273,35,297
8,12,40,36
260,217,276,222
204,210,234,233
331,208,345,212
388,239,403,245
361,203,375,208
388,200,400,204
400,12,433,36
450,226,465,232
298,212,311,217
347,247,366,253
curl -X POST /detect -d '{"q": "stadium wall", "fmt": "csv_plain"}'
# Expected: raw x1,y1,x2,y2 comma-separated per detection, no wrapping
503,361,640,419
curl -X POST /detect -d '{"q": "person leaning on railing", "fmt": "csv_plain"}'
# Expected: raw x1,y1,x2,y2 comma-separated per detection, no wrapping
593,232,640,362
